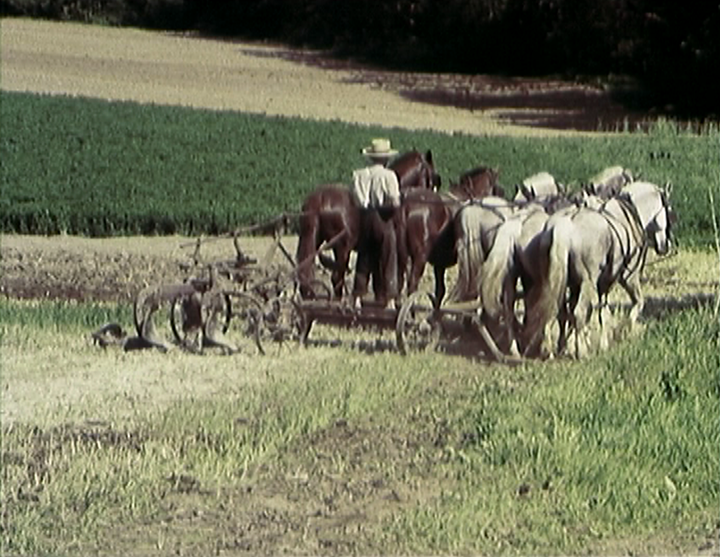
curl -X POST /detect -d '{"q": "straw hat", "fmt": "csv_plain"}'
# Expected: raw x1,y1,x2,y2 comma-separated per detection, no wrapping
361,138,398,159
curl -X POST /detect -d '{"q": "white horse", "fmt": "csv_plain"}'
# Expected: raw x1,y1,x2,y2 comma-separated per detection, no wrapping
521,181,675,358
446,196,516,304
514,171,564,202
584,165,634,199
449,193,578,357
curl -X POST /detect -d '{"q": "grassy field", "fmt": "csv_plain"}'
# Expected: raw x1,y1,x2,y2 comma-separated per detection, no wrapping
1,91,719,247
1,299,719,555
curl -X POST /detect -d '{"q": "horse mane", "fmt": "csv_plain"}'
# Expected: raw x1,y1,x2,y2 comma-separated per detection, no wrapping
390,150,438,190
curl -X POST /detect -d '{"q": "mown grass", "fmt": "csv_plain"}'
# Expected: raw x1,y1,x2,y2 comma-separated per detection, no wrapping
1,91,719,247
2,299,718,555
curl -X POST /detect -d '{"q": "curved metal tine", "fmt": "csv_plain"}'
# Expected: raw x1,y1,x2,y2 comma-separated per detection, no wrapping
474,316,506,363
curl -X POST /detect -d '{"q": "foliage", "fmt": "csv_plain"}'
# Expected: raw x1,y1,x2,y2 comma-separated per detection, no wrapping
1,92,718,247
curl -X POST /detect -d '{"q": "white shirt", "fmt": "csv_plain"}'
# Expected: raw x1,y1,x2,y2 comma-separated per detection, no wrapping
352,164,401,209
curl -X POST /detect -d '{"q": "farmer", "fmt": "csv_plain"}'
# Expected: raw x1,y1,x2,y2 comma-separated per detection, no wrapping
351,138,402,310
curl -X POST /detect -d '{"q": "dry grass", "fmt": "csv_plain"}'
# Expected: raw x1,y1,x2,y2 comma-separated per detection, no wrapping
0,18,594,138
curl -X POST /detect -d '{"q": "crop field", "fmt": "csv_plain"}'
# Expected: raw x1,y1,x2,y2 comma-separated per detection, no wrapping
2,19,720,557
1,91,719,247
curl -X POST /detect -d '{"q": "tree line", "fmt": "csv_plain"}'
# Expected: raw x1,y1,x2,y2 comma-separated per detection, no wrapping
2,0,718,118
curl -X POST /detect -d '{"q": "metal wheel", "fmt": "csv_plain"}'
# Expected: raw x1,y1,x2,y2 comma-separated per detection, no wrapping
133,284,159,337
261,294,307,349
132,284,175,351
170,291,231,353
215,292,265,355
396,291,441,355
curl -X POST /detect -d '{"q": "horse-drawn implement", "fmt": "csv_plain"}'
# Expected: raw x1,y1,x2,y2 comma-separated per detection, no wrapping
102,162,674,362
131,219,309,355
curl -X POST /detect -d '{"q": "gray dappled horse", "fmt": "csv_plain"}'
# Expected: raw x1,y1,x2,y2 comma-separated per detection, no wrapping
521,181,676,359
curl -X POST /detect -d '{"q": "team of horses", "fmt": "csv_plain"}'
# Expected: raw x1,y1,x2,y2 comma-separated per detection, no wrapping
295,154,677,360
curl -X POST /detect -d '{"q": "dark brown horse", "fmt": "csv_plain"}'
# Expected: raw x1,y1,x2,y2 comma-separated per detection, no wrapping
400,166,503,307
444,166,504,202
296,150,440,300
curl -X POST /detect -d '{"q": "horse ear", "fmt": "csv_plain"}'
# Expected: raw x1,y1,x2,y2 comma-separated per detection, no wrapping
664,181,673,197
425,150,433,165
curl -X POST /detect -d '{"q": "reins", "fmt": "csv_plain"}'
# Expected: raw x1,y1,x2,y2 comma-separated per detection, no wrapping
598,195,649,281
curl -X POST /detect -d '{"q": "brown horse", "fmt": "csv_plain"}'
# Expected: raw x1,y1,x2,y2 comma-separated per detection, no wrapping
400,166,503,307
444,166,504,202
296,150,440,300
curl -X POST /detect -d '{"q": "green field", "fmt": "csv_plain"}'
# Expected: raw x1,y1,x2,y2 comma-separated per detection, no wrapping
1,299,718,555
1,91,719,247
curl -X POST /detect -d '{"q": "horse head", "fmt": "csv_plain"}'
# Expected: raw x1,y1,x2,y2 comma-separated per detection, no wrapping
585,166,634,199
450,166,500,201
515,172,561,202
622,181,675,255
390,150,441,191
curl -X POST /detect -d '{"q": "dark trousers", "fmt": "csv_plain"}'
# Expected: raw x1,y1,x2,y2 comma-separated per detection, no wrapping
353,208,398,304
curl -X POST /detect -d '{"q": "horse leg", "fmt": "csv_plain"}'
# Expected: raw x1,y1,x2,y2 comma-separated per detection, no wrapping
433,266,446,309
571,279,595,359
296,213,318,299
332,243,353,300
619,274,644,325
396,210,408,301
353,247,371,307
382,217,400,308
408,248,428,296
503,272,521,357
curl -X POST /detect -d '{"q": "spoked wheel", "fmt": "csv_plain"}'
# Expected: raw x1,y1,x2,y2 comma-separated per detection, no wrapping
170,291,232,353
132,284,177,352
133,284,159,338
217,292,265,355
396,291,441,355
261,294,307,350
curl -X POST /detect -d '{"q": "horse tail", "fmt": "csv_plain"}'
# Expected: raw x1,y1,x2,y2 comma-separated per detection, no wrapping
295,199,319,298
448,210,485,302
480,218,521,320
522,218,571,356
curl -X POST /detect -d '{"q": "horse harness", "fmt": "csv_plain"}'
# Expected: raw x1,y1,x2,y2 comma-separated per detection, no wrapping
596,194,649,285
